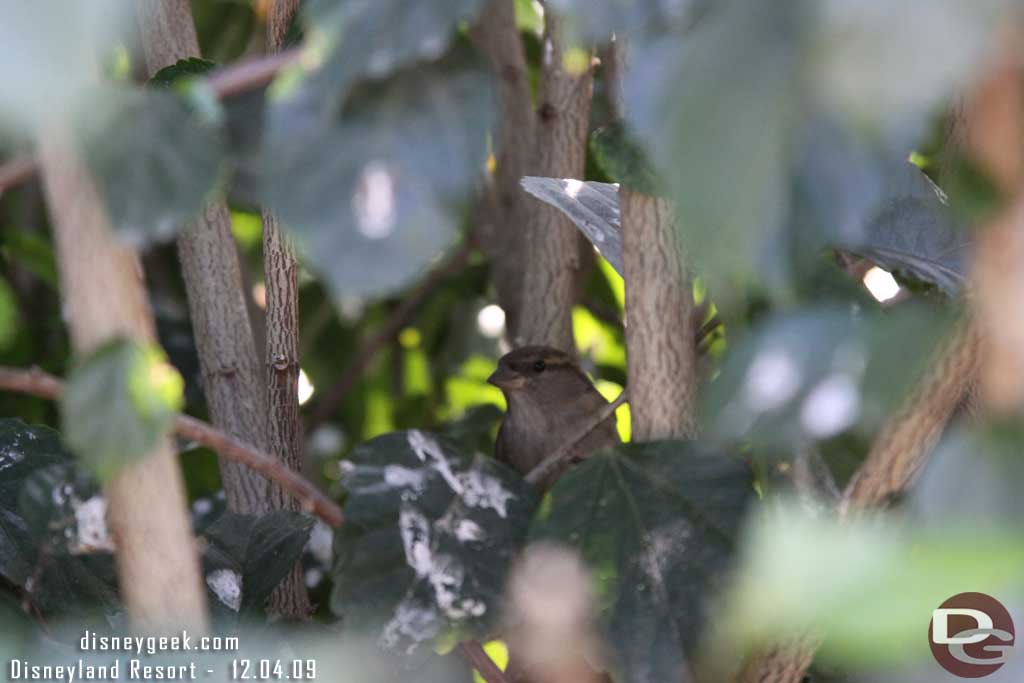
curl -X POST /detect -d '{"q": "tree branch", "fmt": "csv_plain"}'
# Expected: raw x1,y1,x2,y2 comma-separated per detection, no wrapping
526,390,628,486
458,641,508,683
0,365,344,528
0,48,298,195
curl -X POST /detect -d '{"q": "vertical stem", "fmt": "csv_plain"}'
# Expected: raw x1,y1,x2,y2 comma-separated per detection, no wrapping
39,125,207,633
518,12,593,352
965,38,1024,413
262,0,312,619
136,0,273,515
471,0,535,339
621,190,698,440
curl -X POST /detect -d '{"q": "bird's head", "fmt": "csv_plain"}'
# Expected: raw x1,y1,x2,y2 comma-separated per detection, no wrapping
487,346,584,397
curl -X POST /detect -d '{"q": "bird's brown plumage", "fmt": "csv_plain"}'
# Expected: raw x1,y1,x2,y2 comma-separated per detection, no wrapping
488,346,620,490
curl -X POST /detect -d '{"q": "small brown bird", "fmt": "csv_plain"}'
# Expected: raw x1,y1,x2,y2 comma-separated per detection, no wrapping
488,346,620,490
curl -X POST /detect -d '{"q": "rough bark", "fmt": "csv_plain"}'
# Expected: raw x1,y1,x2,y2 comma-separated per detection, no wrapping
518,13,593,352
621,190,698,440
732,638,819,683
38,125,207,633
262,0,312,619
266,0,300,50
842,318,981,509
136,0,273,515
470,0,536,339
598,39,626,124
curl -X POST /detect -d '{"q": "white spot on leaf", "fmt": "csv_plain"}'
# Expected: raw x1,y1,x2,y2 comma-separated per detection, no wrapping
72,495,115,553
206,569,242,611
800,374,861,438
744,348,801,412
353,161,396,240
379,600,441,654
455,519,484,543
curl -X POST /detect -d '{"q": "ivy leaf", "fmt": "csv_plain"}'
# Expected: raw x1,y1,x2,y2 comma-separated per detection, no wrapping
200,511,314,615
590,122,663,196
60,340,184,481
0,420,118,617
0,420,73,584
531,442,754,683
520,177,623,276
625,0,803,309
266,46,494,299
845,164,968,296
74,83,225,245
333,430,537,654
702,304,956,452
305,0,485,105
149,58,217,89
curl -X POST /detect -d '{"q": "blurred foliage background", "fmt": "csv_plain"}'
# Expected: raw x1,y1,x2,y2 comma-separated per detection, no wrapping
1,1,1023,682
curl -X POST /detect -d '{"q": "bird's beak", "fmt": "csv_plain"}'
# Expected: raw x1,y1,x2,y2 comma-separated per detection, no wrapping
487,367,525,390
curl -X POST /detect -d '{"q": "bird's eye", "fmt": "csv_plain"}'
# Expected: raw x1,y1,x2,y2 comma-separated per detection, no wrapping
533,359,546,372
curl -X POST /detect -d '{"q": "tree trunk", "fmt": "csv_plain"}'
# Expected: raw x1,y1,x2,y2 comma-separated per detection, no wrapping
621,192,699,440
262,0,313,619
963,42,1024,414
135,0,273,515
518,13,593,352
471,0,535,339
39,125,207,633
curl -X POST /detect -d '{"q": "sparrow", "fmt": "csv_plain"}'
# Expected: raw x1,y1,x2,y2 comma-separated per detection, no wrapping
487,346,620,490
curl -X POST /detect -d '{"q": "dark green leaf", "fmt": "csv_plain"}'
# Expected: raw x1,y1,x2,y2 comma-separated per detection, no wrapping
0,421,75,584
305,0,485,105
74,83,225,245
333,430,538,654
60,340,184,481
590,122,663,196
19,462,105,553
29,551,120,618
200,511,314,614
531,442,754,682
149,58,217,89
266,46,494,299
0,420,118,617
845,164,968,296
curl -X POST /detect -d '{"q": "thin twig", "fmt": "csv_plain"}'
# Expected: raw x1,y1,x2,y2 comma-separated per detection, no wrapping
307,236,476,431
458,640,507,683
0,365,344,528
207,48,299,99
525,389,628,486
0,49,300,195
